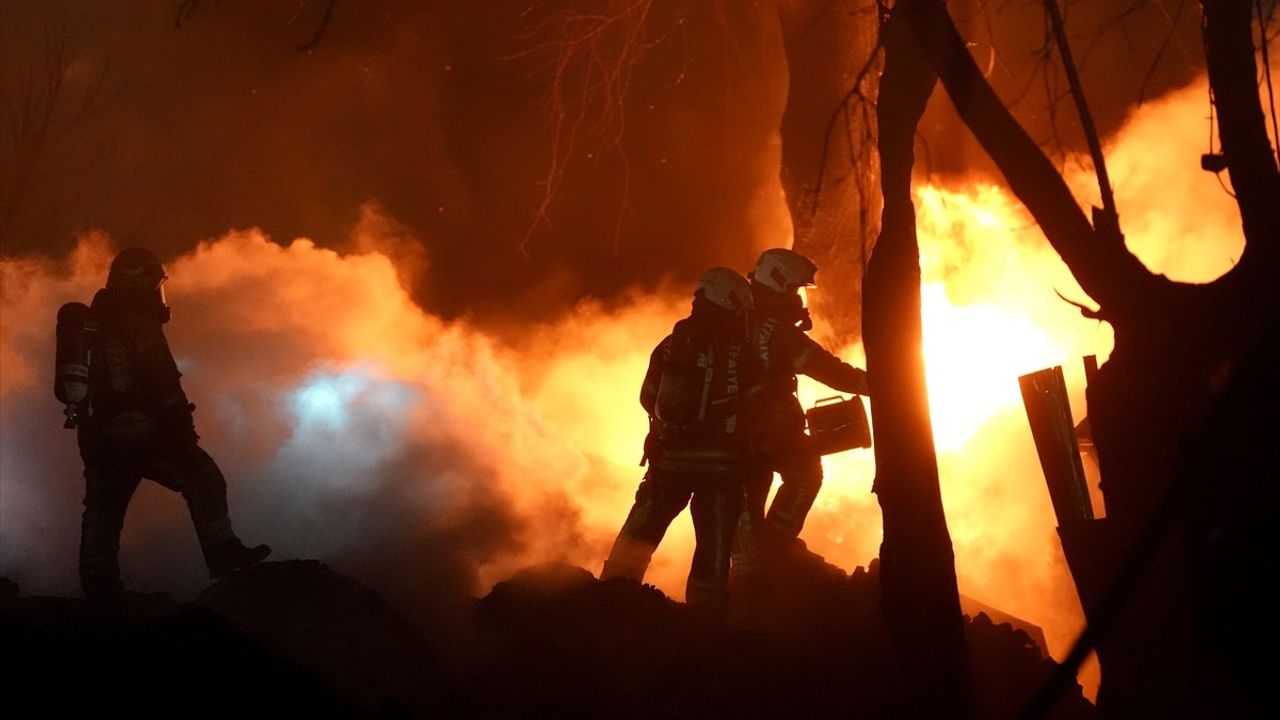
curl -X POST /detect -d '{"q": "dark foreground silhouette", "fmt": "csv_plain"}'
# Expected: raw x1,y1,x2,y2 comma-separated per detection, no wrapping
3,556,1092,718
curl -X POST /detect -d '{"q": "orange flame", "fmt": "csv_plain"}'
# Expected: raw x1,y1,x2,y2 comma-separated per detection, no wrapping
0,73,1255,702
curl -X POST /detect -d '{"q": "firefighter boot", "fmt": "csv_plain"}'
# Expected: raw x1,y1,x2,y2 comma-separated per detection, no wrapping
765,464,822,542
197,515,271,579
205,540,272,579
601,536,657,582
685,577,730,617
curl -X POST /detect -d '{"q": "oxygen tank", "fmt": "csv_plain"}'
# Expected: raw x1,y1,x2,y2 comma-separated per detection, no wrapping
655,366,697,427
54,302,95,427
655,337,717,451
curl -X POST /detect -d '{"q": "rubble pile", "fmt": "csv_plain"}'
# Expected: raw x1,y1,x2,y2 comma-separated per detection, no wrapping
3,555,1093,718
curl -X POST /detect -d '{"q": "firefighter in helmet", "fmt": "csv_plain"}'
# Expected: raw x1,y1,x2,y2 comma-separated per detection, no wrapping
737,248,869,563
601,267,761,614
71,247,269,600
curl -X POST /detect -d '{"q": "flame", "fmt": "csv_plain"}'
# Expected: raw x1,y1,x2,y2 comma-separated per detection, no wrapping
0,72,1256,703
800,74,1250,700
921,282,1066,453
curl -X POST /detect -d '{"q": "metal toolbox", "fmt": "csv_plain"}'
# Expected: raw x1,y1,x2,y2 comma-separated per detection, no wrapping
805,395,871,455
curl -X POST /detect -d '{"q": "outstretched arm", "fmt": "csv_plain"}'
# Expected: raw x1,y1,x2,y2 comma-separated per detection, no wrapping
793,333,870,395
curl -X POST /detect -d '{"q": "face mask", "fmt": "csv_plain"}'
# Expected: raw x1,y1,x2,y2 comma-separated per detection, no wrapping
795,306,813,332
156,282,172,323
781,291,811,330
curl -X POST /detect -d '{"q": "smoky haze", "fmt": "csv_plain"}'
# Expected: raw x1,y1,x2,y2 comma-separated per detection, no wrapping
1,2,1205,318
918,0,1206,179
0,0,791,321
1,230,690,648
0,0,1238,688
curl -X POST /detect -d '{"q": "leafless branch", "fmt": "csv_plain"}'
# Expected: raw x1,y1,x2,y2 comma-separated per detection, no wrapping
297,0,337,52
1044,0,1117,217
2,28,67,234
175,0,338,53
175,0,200,28
1054,287,1103,319
512,0,692,255
812,6,887,207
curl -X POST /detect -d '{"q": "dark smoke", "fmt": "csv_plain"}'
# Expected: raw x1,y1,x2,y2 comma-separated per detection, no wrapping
1,1,1207,312
1,0,789,322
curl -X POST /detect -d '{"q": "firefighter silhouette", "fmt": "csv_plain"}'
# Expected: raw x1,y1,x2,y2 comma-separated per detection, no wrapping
601,267,762,614
736,249,870,568
56,248,270,600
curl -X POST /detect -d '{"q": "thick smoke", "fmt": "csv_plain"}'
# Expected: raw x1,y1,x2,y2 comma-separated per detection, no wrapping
2,0,1269,699
1,73,1248,666
0,224,690,648
920,0,1208,179
0,1,784,320
1,1,1207,317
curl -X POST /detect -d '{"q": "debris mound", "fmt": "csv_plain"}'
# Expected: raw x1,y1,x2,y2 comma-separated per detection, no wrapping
469,559,1094,718
3,555,1093,717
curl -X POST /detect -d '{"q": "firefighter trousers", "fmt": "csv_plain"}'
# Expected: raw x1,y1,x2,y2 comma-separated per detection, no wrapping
601,467,744,614
732,444,823,579
78,421,237,598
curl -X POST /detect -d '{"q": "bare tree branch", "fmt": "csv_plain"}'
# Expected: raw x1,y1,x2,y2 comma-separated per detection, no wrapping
511,0,677,255
297,0,338,52
1044,0,1117,219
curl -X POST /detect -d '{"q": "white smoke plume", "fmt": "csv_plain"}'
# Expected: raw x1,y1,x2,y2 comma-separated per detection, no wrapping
0,224,689,643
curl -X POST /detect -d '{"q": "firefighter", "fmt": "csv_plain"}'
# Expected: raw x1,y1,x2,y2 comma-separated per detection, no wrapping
601,267,760,614
70,247,269,600
739,248,869,561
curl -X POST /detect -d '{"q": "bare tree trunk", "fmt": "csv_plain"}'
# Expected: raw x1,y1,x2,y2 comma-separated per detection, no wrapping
896,0,1280,714
1202,2,1280,261
863,7,973,717
777,0,881,344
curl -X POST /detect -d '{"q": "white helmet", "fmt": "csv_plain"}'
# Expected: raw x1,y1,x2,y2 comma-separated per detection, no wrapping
697,267,754,313
752,248,817,293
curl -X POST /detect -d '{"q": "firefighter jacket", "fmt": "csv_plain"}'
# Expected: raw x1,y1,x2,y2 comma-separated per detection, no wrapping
85,287,190,429
639,299,762,472
749,310,869,441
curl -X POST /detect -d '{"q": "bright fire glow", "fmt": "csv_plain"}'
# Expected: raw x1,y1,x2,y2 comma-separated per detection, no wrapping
0,74,1255,705
921,282,1067,453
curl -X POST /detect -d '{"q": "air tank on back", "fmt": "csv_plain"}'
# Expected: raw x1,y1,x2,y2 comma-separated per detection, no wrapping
55,301,95,426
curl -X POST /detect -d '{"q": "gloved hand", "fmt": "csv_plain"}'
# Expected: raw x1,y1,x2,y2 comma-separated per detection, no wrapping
155,399,199,448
